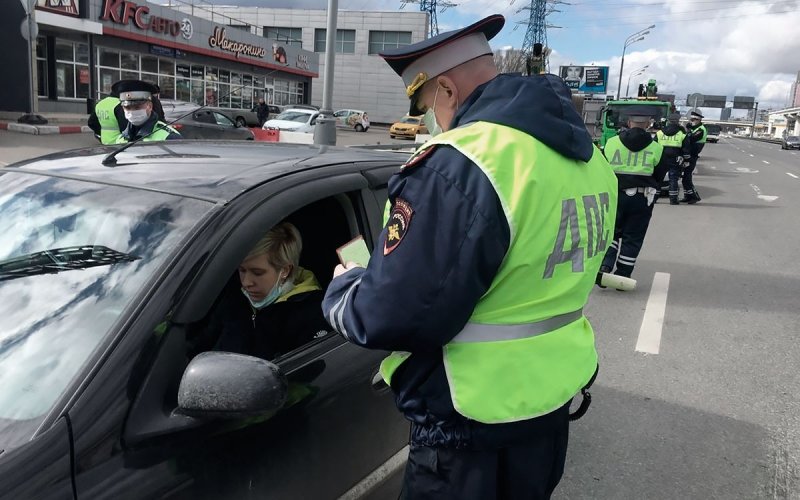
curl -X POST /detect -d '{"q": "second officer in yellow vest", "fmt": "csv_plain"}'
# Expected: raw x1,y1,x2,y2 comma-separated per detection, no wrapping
115,80,181,143
321,14,618,499
600,108,669,281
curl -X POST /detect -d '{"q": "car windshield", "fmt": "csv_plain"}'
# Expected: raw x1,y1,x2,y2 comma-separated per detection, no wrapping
0,171,211,451
275,111,312,123
788,136,799,141
400,117,420,124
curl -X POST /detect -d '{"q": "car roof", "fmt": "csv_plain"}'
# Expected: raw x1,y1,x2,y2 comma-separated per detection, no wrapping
4,141,405,203
280,108,317,115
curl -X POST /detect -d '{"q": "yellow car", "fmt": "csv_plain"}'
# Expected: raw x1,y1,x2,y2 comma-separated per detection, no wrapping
389,115,428,139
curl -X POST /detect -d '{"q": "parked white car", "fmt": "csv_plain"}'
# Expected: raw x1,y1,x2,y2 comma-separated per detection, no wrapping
262,108,318,133
334,109,370,132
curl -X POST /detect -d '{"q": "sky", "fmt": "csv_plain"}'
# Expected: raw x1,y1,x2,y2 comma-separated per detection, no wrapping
183,0,800,116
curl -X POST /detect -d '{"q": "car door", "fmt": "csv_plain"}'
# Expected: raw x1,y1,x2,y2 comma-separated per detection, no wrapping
64,164,409,499
187,110,222,139
333,110,349,129
212,111,241,139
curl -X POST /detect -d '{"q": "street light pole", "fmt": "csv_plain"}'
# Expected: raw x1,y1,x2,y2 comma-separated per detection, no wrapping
625,65,649,98
616,25,654,99
313,0,338,145
750,101,759,138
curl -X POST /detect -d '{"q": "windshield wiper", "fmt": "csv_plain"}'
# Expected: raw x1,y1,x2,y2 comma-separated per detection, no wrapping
0,246,140,281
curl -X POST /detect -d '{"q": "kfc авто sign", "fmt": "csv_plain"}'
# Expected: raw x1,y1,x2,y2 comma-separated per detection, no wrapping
100,0,191,39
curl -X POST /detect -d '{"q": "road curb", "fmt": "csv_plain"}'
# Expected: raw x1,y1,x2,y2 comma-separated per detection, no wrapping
0,122,92,135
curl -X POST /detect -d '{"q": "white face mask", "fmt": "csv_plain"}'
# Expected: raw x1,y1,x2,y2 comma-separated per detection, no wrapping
241,274,294,310
125,109,149,126
422,86,443,137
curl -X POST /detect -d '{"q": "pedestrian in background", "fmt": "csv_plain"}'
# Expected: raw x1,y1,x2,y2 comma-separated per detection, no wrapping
253,97,269,126
656,112,691,205
600,108,668,281
321,13,617,499
682,110,707,204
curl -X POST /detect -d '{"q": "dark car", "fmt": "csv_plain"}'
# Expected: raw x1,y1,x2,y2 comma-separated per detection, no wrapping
160,100,254,140
781,135,800,150
0,142,410,499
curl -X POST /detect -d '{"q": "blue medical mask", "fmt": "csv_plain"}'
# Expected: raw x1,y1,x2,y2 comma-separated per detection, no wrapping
241,274,293,310
422,86,443,137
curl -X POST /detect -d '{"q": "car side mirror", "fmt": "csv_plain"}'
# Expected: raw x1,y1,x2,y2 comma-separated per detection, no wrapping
177,352,288,419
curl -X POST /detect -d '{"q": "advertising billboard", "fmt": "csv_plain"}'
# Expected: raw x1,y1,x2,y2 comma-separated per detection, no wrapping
559,65,609,94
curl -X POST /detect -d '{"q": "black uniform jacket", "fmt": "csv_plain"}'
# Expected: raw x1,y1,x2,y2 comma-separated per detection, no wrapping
610,127,670,190
687,123,707,157
321,74,597,449
210,269,332,361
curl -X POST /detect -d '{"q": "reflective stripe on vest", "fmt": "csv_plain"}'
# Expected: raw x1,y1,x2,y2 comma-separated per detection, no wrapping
95,97,122,145
604,136,662,176
451,309,583,343
656,130,685,148
380,121,618,424
115,121,178,143
696,124,707,143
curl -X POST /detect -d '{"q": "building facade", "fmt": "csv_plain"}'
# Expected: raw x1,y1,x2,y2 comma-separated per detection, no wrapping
168,6,429,123
2,0,319,115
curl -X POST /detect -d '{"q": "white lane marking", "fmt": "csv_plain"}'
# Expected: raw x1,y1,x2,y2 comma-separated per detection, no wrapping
749,154,755,157
787,173,799,179
635,272,671,355
750,184,779,201
728,160,737,164
763,160,770,164
338,445,409,500
736,167,759,173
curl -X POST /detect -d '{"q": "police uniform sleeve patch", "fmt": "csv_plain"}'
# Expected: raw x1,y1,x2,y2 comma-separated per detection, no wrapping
384,198,414,255
401,145,436,171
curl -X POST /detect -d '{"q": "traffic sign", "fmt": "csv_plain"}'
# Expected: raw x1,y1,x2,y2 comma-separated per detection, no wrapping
687,93,704,107
21,18,38,41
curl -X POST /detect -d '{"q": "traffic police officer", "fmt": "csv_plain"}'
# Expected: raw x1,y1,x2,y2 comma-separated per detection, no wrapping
599,108,669,280
87,83,128,145
655,112,691,205
682,110,706,203
115,80,181,143
321,14,618,499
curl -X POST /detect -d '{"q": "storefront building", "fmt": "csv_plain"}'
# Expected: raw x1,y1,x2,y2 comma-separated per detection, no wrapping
4,0,319,115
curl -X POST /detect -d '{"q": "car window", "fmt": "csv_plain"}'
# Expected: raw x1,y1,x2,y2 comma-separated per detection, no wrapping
275,111,314,123
0,172,211,450
333,111,347,118
187,193,363,360
213,112,235,127
400,117,420,124
194,111,216,124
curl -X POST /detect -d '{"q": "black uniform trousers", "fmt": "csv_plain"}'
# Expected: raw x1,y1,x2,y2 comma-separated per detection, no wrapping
682,156,698,196
400,407,570,499
602,191,654,278
668,164,682,199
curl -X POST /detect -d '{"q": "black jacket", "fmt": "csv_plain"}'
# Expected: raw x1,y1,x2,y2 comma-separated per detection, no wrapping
253,102,269,124
609,127,670,190
687,123,707,157
211,270,332,360
322,74,597,448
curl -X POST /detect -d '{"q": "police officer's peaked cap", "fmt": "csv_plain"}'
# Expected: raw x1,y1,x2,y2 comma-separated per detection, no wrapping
379,14,505,115
690,110,704,119
113,80,160,105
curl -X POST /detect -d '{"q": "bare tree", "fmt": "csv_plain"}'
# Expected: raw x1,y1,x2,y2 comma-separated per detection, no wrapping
493,49,527,74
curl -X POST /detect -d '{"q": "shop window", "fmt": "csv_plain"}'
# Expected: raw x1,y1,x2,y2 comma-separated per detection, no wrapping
176,78,190,102
159,76,175,100
55,40,89,99
265,26,302,48
121,71,139,81
141,55,158,74
98,68,120,96
99,48,119,67
121,53,138,71
36,38,47,98
190,80,204,106
159,59,175,76
368,31,412,55
315,29,356,54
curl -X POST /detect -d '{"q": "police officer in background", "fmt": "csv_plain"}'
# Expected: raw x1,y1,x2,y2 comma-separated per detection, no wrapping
682,110,707,204
599,108,669,280
88,83,128,145
116,80,181,143
321,14,618,499
656,112,691,205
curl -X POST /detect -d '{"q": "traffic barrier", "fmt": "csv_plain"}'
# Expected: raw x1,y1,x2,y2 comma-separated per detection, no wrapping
252,127,280,142
279,131,314,144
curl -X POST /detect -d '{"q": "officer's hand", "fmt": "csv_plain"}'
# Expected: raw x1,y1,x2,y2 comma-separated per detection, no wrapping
333,262,363,278
676,156,684,166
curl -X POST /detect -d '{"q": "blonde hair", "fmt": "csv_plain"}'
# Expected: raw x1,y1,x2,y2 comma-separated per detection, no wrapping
246,222,302,281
